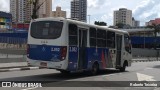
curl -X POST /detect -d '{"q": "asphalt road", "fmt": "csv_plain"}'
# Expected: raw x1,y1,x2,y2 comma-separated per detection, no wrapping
0,61,160,90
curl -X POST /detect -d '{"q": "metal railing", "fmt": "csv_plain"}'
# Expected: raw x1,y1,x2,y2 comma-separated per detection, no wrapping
0,37,27,57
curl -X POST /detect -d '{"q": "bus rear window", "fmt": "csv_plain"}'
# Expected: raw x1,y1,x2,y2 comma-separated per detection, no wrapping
30,21,63,39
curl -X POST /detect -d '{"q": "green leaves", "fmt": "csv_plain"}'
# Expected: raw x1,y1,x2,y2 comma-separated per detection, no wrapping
94,21,107,26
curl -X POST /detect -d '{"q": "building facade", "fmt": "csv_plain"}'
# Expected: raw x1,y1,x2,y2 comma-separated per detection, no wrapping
114,8,132,26
10,0,52,23
132,17,140,27
10,0,32,23
0,11,12,30
71,0,87,22
52,6,66,18
38,0,52,18
146,18,160,26
10,0,18,23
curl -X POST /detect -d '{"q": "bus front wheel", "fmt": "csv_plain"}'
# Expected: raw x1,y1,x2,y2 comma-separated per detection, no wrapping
119,62,127,72
60,70,70,74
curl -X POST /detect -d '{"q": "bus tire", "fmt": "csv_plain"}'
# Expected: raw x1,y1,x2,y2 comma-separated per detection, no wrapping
60,70,70,74
119,62,127,72
91,62,99,75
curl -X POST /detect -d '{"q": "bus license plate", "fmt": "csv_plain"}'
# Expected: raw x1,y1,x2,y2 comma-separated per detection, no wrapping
40,62,47,67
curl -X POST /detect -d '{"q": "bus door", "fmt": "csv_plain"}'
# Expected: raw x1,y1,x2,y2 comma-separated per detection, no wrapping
78,28,87,70
116,34,122,67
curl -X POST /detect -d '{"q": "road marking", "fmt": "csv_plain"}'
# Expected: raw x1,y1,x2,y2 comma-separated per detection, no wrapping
9,68,21,71
102,73,123,77
102,74,117,77
144,68,153,70
137,73,156,81
0,67,41,72
21,87,38,90
154,87,160,90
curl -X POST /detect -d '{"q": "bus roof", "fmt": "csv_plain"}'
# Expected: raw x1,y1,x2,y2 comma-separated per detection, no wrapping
32,17,129,35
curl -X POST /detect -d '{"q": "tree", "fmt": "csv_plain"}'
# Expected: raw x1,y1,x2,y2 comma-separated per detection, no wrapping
152,24,160,49
27,0,46,19
94,21,107,26
146,25,154,29
151,24,160,60
115,23,125,28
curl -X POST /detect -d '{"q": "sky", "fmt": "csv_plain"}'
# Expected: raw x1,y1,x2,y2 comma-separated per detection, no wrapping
1,0,160,26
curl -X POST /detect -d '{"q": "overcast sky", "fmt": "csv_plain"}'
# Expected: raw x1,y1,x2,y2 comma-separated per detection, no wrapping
1,0,160,26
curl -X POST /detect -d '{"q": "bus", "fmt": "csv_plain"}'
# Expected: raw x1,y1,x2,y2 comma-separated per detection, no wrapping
27,17,132,74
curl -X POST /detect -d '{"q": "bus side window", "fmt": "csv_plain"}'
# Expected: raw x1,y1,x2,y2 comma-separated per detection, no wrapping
97,29,106,47
107,31,115,48
69,24,78,46
124,34,131,53
89,28,96,47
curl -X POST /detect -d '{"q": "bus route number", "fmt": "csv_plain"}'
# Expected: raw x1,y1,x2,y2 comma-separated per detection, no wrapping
51,48,60,52
69,47,77,52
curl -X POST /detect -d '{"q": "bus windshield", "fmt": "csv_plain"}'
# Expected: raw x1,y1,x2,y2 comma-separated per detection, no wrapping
30,21,63,39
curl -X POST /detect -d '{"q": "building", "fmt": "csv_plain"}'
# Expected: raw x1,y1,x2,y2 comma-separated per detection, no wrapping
52,6,66,18
0,11,12,30
114,8,132,26
146,18,160,26
71,0,87,22
10,0,18,23
10,0,32,23
38,0,52,18
10,0,52,23
132,17,140,27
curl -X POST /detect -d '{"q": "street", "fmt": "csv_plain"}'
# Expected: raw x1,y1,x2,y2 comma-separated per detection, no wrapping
0,61,160,90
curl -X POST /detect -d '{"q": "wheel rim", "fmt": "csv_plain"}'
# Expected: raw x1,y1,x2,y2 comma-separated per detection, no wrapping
92,64,98,74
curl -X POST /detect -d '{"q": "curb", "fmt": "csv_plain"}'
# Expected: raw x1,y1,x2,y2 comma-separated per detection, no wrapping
0,62,28,69
132,59,160,62
0,67,45,72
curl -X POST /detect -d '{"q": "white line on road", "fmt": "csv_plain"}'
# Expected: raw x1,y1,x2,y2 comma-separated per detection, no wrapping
144,68,154,70
102,74,116,77
21,87,38,90
29,67,39,70
102,73,123,77
137,73,156,81
9,68,21,71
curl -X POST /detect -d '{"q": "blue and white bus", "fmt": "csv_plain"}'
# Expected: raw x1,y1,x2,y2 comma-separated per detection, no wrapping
27,17,132,74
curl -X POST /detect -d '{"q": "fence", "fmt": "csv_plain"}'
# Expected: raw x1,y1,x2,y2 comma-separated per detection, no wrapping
0,33,27,58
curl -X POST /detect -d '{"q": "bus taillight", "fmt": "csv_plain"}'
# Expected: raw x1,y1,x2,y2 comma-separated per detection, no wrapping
60,46,67,60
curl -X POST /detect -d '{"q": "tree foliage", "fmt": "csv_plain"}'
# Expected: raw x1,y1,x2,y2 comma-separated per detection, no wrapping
27,0,46,19
94,21,107,26
115,23,125,28
152,24,160,49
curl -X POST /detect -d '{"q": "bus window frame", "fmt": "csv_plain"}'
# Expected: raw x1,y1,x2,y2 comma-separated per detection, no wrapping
30,21,63,39
124,34,132,54
97,29,106,48
89,27,97,47
68,23,78,46
106,31,115,48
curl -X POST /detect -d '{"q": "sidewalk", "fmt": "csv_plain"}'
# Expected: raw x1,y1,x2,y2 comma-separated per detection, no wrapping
132,57,160,62
0,62,28,69
0,54,28,69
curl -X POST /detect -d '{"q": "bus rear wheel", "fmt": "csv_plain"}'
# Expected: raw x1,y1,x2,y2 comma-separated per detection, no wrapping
90,63,99,75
